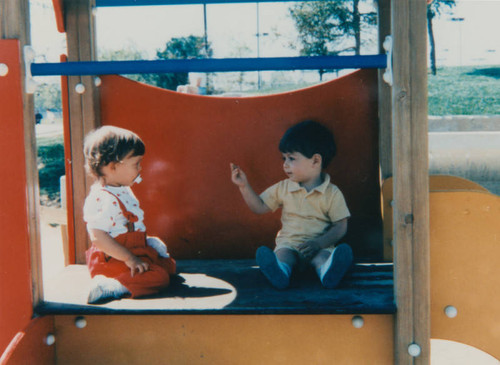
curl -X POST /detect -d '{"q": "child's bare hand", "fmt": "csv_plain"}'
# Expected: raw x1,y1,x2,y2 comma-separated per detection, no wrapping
125,255,150,277
230,163,248,188
297,240,321,260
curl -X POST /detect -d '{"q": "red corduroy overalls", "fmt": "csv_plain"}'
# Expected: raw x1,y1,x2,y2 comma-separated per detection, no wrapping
86,190,176,298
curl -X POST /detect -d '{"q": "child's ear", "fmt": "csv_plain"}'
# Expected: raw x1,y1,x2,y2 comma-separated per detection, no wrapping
312,153,322,166
105,161,118,172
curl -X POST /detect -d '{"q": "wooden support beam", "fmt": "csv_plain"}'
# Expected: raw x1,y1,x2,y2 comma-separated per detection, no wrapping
1,0,43,306
63,0,100,263
392,0,430,363
377,0,392,180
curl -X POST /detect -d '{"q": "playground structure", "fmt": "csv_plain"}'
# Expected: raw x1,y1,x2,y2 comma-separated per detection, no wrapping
1,0,500,364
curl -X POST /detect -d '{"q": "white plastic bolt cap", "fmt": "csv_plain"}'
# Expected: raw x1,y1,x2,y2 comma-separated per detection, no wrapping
75,316,87,329
351,315,364,328
383,35,392,52
444,305,458,318
45,334,56,346
408,343,421,357
75,83,85,94
0,63,8,77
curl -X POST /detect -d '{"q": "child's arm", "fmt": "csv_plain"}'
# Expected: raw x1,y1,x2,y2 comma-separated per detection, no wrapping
89,228,149,276
230,163,271,214
297,218,348,260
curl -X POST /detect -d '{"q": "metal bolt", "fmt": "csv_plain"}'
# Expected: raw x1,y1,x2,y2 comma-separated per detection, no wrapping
45,333,55,346
408,343,421,357
404,214,414,224
352,315,364,328
75,83,85,94
75,316,87,329
0,63,9,76
444,305,458,318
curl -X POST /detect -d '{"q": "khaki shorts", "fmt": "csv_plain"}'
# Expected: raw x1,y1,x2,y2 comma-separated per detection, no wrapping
274,242,336,265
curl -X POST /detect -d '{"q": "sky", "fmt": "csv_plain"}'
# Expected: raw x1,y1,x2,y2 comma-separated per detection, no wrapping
431,1,500,66
94,3,300,59
30,0,500,73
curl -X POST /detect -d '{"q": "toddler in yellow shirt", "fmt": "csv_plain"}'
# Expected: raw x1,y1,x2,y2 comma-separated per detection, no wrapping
230,120,352,289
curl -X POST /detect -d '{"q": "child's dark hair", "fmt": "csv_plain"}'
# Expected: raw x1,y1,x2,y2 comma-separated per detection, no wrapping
279,120,336,169
84,126,145,178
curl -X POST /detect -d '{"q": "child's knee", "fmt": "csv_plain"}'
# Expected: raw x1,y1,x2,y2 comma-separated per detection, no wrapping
275,246,298,260
148,264,171,285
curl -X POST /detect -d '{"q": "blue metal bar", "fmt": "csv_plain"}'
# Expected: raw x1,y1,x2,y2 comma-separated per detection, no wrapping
97,0,312,6
31,55,386,76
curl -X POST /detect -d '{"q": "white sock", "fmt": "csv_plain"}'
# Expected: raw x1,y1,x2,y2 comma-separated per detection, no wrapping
146,236,170,258
93,275,129,295
277,260,292,277
318,248,336,281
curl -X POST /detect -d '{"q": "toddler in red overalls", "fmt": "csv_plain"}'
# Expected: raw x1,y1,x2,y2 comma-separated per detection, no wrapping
83,126,176,304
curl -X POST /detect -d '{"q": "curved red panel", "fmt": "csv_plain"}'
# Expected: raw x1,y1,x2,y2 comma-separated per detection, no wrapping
100,70,381,259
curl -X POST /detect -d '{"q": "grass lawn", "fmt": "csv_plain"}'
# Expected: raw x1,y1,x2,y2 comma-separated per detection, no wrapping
428,65,500,116
37,134,65,206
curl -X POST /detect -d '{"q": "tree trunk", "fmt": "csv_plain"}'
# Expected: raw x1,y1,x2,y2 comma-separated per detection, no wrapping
353,0,361,55
427,8,437,75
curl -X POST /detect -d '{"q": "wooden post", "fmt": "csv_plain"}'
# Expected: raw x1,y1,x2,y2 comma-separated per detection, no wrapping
63,0,100,263
1,0,43,305
392,0,430,364
377,0,392,180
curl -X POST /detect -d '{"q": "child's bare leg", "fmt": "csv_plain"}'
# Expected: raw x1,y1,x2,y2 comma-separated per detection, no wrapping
256,246,297,289
311,249,331,270
312,244,353,289
275,247,298,269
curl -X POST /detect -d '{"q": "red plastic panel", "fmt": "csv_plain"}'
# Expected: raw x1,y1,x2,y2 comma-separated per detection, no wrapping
0,40,34,355
51,0,65,33
60,54,76,264
0,317,55,365
100,70,381,259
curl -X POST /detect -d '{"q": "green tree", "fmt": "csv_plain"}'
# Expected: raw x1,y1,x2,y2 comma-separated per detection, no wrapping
351,0,377,55
99,38,213,92
427,0,456,75
289,1,376,80
99,47,150,84
145,35,213,91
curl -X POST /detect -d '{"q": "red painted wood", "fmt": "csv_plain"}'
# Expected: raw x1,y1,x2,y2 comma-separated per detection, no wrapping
51,0,65,33
0,39,34,355
100,70,381,259
61,54,76,264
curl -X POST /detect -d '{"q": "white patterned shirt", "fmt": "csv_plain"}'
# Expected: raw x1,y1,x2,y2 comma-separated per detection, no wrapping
83,184,146,238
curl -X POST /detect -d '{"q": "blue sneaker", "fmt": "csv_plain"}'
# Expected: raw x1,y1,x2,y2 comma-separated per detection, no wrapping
321,244,353,289
256,246,290,289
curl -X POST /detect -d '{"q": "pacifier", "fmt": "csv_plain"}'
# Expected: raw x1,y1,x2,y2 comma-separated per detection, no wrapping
133,175,143,184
